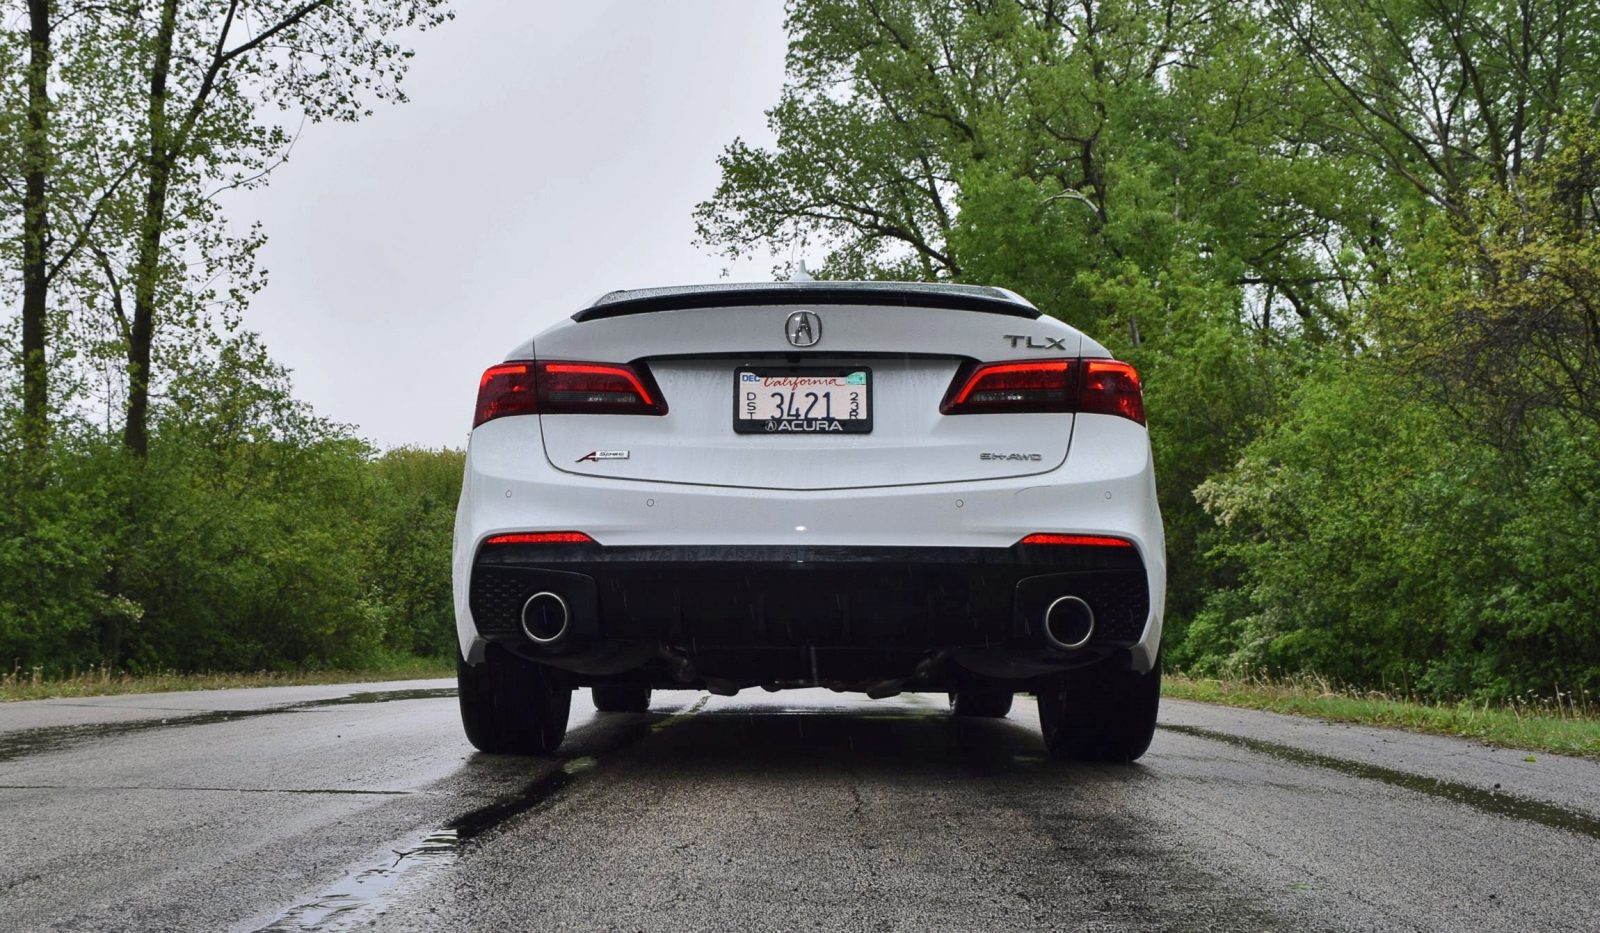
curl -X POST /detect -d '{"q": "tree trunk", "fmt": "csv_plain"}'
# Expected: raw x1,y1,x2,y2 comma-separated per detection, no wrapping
20,0,52,474
124,0,180,459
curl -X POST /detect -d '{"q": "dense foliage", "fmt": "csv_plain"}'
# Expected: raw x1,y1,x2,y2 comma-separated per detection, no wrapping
0,418,463,674
698,0,1600,700
0,334,464,672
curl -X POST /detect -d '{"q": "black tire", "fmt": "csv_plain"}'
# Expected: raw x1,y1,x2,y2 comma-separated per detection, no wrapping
1036,658,1160,762
951,690,1014,718
592,684,652,713
457,646,572,755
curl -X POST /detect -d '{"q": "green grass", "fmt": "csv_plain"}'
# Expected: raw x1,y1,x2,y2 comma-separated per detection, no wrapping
1164,673,1600,759
1,655,455,702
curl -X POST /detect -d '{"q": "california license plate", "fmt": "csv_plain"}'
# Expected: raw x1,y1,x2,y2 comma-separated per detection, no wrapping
734,369,872,434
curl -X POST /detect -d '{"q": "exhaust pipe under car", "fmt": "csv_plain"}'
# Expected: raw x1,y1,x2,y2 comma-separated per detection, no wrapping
1043,595,1095,650
520,591,570,645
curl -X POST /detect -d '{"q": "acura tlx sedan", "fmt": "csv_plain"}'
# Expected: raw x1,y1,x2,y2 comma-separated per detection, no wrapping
452,281,1164,761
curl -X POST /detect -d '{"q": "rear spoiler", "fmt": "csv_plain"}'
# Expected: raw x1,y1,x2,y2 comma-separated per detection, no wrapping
572,283,1042,323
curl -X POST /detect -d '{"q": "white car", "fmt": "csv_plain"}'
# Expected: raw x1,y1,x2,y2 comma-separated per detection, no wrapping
452,282,1165,761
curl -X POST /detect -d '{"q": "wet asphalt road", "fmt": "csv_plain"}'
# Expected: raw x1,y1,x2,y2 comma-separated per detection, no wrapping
0,682,1597,932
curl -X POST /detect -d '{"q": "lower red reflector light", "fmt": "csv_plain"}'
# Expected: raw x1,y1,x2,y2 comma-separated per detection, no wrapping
484,531,596,546
1019,533,1134,548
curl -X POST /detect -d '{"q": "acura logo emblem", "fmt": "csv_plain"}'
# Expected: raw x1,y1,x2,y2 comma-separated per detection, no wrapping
785,310,821,347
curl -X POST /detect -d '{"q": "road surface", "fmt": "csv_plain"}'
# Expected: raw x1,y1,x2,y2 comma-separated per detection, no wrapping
0,680,1596,931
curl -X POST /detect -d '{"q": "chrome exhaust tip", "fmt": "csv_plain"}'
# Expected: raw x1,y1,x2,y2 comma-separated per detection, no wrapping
520,591,570,645
1044,595,1095,650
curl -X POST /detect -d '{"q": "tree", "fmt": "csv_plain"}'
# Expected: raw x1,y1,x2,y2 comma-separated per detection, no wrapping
696,0,1366,629
1384,120,1600,451
2,2,137,473
5,2,450,458
1269,0,1600,224
17,0,49,464
109,0,452,457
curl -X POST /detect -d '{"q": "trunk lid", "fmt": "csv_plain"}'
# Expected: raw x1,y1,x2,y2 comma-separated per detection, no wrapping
526,293,1088,491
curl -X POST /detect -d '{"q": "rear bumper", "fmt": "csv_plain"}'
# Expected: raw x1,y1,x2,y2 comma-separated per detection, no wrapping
468,542,1151,689
454,413,1166,677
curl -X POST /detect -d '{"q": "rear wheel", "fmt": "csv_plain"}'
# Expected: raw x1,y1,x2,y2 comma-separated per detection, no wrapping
592,684,652,713
1036,658,1160,762
457,646,571,755
951,690,1014,718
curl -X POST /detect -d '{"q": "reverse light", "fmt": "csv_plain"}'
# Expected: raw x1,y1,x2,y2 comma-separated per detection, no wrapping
940,358,1145,424
1019,533,1135,548
473,360,667,427
483,531,597,546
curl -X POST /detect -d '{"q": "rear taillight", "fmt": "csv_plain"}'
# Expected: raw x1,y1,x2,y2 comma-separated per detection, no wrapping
540,362,665,415
1077,359,1144,425
940,358,1145,425
940,360,1074,414
474,360,667,427
476,363,539,426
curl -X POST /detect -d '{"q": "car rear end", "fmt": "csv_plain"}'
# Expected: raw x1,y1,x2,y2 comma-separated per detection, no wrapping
453,282,1165,759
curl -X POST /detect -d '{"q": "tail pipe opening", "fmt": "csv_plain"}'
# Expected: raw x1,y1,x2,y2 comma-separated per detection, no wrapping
1044,595,1095,650
520,591,571,645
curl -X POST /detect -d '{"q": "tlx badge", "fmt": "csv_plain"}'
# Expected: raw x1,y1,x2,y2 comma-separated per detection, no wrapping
1004,334,1068,350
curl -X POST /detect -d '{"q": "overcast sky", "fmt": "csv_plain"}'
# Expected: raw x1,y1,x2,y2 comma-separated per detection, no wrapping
242,1,790,450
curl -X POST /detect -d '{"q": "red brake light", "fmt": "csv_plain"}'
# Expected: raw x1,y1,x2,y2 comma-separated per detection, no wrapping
475,363,538,427
1020,533,1134,548
1078,359,1144,425
940,357,1144,424
483,531,596,546
473,360,667,427
940,360,1075,414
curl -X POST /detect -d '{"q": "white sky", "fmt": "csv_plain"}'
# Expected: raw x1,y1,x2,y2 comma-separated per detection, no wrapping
243,1,790,450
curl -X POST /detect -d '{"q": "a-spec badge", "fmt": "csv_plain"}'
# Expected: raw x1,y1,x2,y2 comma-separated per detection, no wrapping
575,450,630,463
785,310,822,347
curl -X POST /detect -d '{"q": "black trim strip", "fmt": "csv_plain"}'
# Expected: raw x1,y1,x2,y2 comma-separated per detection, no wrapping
572,287,1041,322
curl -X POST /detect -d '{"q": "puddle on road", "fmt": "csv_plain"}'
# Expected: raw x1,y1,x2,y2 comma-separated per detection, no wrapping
0,782,414,796
0,688,458,764
305,688,459,707
254,827,462,932
444,757,587,842
1161,723,1600,841
253,699,707,932
255,760,590,933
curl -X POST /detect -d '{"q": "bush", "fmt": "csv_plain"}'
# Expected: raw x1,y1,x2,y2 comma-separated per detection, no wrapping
1189,355,1600,700
0,410,463,676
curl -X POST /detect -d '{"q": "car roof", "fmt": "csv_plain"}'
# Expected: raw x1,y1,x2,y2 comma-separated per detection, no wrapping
573,281,1040,322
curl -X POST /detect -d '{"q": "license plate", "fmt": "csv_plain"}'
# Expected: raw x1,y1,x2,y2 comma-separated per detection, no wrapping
734,369,872,434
